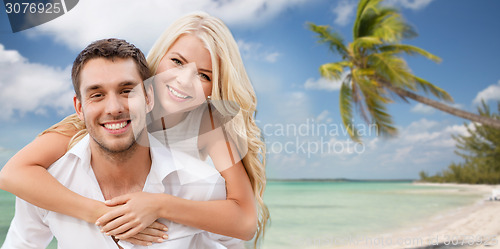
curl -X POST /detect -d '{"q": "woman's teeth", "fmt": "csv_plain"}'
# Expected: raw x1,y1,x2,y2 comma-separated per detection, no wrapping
168,86,189,99
104,121,128,130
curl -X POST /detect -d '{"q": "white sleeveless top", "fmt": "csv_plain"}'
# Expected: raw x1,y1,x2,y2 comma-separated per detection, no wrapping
151,104,207,160
150,105,245,249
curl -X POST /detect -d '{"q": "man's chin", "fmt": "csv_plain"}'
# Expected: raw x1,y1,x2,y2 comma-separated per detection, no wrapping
100,141,137,154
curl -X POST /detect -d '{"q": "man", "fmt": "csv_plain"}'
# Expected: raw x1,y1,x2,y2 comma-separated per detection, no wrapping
2,39,227,249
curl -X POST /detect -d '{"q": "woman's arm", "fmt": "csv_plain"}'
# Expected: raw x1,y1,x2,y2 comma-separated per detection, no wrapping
99,160,257,241
0,129,108,223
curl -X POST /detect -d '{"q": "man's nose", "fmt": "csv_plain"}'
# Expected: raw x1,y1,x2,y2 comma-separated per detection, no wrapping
104,93,125,115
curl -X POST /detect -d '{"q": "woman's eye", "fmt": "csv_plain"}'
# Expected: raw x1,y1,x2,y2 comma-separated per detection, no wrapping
171,58,183,66
198,73,211,82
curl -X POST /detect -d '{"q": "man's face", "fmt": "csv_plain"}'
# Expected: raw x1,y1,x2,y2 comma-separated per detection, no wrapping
74,57,152,153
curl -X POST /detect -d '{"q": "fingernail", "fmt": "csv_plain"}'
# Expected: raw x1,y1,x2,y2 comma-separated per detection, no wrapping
147,243,152,246
95,221,100,226
163,227,168,231
163,234,168,239
105,232,110,236
157,239,164,243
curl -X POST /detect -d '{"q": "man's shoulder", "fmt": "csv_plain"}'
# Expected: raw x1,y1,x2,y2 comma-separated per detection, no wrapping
47,135,90,179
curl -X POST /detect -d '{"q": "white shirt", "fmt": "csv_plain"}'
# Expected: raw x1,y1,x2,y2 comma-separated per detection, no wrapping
1,134,230,249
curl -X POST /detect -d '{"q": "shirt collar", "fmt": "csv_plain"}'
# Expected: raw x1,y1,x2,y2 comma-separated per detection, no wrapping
66,134,91,166
66,133,218,187
66,134,180,183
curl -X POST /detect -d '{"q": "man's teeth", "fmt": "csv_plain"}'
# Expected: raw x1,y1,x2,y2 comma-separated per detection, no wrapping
104,121,128,130
169,86,189,99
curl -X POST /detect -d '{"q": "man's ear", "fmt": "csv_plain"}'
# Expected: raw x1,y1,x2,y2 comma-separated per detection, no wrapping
145,84,154,113
73,95,84,121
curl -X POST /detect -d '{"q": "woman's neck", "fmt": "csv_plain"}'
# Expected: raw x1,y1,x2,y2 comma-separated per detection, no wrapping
149,111,189,132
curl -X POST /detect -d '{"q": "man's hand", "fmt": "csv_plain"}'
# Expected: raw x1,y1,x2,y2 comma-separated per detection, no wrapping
96,192,166,240
121,221,169,246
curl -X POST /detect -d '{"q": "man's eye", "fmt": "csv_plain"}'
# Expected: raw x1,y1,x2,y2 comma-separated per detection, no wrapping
90,93,103,99
171,58,183,66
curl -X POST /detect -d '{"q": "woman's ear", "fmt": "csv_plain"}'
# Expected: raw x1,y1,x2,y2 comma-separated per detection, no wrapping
145,84,154,113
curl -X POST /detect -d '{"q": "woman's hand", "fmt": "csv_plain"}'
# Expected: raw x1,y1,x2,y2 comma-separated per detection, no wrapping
96,192,165,239
120,221,169,246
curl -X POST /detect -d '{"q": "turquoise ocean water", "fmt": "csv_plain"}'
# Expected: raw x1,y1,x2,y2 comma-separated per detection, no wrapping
0,181,482,249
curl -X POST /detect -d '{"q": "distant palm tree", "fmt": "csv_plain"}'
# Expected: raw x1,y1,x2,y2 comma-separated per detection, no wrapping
308,0,500,141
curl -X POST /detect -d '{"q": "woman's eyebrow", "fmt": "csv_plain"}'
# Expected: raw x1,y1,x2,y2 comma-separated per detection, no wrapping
199,68,212,74
172,52,188,63
173,52,212,74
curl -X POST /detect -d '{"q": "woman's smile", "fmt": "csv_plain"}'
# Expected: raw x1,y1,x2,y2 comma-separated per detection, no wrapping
166,85,193,102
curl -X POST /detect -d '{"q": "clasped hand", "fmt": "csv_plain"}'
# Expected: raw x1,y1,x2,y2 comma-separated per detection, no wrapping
96,192,168,246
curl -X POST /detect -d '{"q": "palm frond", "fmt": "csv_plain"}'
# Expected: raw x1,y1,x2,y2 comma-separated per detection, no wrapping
379,44,441,63
339,79,360,142
308,22,349,59
371,10,411,43
351,36,382,57
413,76,453,102
353,0,383,39
368,52,414,88
357,78,397,136
319,61,352,80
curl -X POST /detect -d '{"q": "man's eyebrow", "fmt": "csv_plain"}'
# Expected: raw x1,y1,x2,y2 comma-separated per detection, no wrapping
173,52,212,74
84,84,102,93
83,81,140,94
119,81,140,87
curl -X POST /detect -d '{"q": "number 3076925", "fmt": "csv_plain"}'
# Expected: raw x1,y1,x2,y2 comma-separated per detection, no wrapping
5,2,62,14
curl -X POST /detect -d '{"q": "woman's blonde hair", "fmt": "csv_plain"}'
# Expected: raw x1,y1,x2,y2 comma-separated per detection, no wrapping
46,11,269,247
39,113,86,150
148,12,269,247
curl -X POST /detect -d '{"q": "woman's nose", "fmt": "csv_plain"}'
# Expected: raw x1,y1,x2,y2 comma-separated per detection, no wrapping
176,62,198,87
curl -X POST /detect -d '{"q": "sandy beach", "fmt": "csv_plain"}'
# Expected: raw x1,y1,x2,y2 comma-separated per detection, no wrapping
331,183,500,249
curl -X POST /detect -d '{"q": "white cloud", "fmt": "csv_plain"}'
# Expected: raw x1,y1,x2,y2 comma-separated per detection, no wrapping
332,0,357,26
0,44,73,120
27,0,309,51
331,0,434,29
237,40,280,63
264,52,280,63
411,103,435,114
304,77,342,91
315,110,330,123
473,80,500,104
384,0,434,10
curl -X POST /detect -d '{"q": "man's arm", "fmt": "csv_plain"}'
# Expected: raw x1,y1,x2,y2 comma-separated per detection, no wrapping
2,198,54,249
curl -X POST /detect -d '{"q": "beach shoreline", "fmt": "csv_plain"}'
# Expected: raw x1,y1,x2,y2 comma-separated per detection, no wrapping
331,182,500,249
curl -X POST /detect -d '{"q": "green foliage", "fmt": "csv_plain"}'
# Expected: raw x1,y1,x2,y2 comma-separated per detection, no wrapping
419,102,500,184
308,0,447,141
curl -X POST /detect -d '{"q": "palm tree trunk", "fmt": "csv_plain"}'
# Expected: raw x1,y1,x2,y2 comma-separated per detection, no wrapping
381,83,500,129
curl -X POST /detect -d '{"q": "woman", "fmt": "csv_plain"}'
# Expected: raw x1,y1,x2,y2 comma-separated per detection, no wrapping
0,12,269,248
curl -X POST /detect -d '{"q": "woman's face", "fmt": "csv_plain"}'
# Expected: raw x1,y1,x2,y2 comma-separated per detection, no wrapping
154,34,213,115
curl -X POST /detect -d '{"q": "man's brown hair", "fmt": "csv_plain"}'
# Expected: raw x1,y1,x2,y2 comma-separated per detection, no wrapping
71,38,151,99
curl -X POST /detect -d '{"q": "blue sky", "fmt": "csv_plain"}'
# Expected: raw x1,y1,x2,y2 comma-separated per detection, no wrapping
0,0,499,179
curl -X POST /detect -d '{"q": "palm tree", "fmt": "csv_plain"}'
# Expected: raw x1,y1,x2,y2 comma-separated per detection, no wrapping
308,0,500,141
